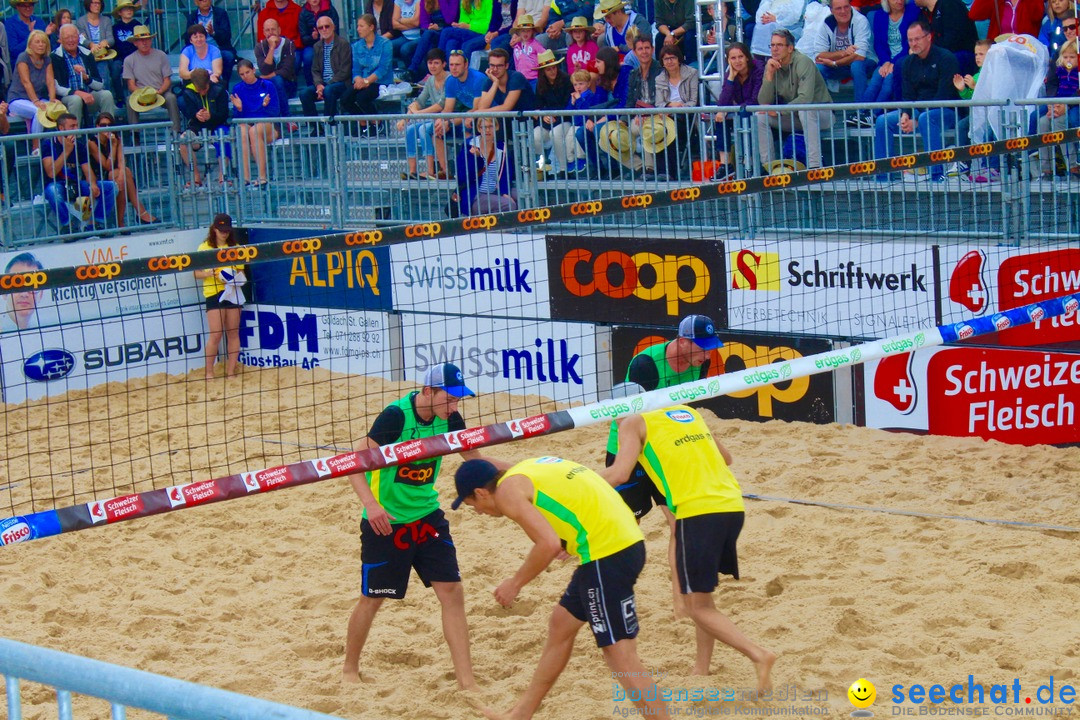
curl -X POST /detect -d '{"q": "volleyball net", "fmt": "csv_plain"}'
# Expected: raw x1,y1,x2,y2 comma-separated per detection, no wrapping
0,129,1078,545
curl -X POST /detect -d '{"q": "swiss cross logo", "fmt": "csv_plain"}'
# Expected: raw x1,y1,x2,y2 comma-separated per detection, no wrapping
949,250,989,315
874,353,918,414
167,486,187,508
88,501,108,524
506,420,523,438
313,458,332,478
381,445,398,463
242,473,260,492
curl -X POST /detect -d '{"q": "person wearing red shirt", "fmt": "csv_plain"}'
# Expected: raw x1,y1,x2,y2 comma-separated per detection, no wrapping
257,0,303,48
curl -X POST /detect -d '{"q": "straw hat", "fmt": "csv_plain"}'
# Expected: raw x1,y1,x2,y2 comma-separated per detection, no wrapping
568,15,591,31
536,49,563,69
764,158,806,175
129,24,155,40
8,0,37,7
128,86,166,112
512,14,535,30
598,121,635,165
93,46,118,61
597,0,626,16
639,114,677,154
111,0,141,15
37,100,68,129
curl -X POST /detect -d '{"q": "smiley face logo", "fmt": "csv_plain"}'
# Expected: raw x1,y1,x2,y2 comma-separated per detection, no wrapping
848,678,876,715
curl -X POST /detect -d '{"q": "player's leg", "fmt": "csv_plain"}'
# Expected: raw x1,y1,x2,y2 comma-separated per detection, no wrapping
489,604,583,720
430,581,477,690
342,594,384,683
684,591,775,695
602,638,670,717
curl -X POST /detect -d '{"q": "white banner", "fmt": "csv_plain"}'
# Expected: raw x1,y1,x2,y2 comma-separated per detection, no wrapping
726,239,936,337
401,315,597,405
0,230,204,334
389,232,550,318
237,304,392,378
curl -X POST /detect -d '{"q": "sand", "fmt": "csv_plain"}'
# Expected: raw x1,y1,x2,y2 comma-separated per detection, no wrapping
1,367,1079,719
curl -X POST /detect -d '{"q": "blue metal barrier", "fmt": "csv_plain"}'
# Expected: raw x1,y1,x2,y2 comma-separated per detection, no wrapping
0,637,340,720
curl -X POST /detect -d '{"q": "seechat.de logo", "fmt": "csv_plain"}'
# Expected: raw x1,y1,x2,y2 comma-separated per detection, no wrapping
345,230,383,246
570,201,602,216
669,188,700,201
217,246,258,262
405,222,442,237
665,409,695,423
282,238,322,254
621,194,653,208
146,255,191,272
24,349,76,382
461,215,497,230
517,208,552,223
75,263,121,281
0,271,47,290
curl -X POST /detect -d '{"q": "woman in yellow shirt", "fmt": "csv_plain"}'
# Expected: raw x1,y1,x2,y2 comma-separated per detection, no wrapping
193,213,245,379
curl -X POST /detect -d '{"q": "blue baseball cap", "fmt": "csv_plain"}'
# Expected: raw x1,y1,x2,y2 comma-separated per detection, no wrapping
678,314,723,351
422,362,475,398
452,459,501,509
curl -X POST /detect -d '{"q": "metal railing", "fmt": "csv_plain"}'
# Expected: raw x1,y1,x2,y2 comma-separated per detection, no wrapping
2,99,1079,247
0,636,339,720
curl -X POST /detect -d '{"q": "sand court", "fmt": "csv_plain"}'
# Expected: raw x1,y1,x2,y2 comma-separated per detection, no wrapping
1,367,1078,719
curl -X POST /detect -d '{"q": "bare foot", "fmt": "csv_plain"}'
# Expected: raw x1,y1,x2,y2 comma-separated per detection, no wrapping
341,668,361,684
754,650,777,695
204,372,214,380
690,663,710,676
479,707,513,720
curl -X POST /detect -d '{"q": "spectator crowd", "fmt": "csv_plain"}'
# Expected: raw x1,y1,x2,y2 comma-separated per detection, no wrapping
0,0,1078,228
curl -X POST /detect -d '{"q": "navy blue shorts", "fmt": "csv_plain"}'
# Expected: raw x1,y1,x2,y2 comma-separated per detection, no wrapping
606,453,666,519
675,512,743,594
360,508,460,599
560,540,645,648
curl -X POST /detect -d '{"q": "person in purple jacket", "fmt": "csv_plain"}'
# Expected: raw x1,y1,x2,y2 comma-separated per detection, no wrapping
713,42,762,176
230,59,279,188
403,0,459,81
848,0,920,126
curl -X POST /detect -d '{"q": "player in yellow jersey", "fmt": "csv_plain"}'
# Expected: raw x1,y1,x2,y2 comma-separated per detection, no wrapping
452,457,670,720
603,404,776,695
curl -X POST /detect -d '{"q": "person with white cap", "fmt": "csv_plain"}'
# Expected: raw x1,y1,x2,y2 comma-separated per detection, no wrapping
452,456,670,719
343,362,498,690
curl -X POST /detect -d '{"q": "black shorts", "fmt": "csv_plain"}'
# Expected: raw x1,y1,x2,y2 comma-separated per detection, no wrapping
675,512,744,594
205,295,242,311
360,508,460,599
605,452,667,520
560,540,645,648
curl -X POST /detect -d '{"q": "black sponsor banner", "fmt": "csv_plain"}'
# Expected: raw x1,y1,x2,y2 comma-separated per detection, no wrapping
546,236,727,325
611,327,836,424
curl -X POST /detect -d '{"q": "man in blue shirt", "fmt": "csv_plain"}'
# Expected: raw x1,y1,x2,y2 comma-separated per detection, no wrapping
342,13,391,135
5,0,48,59
475,47,536,113
41,112,117,231
431,49,486,172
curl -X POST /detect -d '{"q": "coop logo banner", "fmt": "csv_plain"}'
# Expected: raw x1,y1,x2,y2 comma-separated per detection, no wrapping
864,347,1080,445
247,228,392,312
726,240,935,337
391,233,550,318
0,307,206,403
404,315,598,405
546,235,726,325
236,303,391,378
0,230,203,333
610,328,834,423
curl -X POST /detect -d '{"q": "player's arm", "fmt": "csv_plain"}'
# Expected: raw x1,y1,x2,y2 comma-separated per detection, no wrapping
353,407,406,534
599,414,646,487
714,438,734,466
626,354,660,391
492,475,563,606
